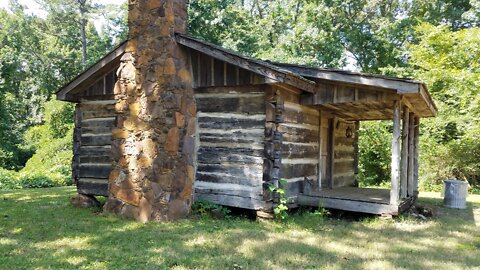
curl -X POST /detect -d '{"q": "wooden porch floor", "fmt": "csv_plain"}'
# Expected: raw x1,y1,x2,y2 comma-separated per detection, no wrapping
298,187,415,215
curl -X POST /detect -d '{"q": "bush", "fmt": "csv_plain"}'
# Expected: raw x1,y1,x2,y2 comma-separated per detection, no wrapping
357,119,480,193
19,99,74,188
0,168,69,190
0,100,74,190
0,168,21,190
17,172,67,189
420,134,480,192
21,129,73,187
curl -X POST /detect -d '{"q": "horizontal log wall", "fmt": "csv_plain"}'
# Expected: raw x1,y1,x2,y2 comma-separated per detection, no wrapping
275,87,320,198
74,100,116,196
194,86,266,210
332,118,357,187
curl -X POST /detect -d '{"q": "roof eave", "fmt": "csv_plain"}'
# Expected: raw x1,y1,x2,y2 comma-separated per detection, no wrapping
56,41,128,102
419,83,438,117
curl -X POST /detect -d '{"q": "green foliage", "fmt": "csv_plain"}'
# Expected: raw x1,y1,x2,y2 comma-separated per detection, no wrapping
188,0,344,67
0,168,21,190
268,179,289,221
20,100,74,187
191,200,231,219
17,172,65,189
25,99,74,147
357,121,392,186
359,23,480,191
0,167,68,190
408,24,480,189
312,207,330,218
0,99,74,190
0,1,124,172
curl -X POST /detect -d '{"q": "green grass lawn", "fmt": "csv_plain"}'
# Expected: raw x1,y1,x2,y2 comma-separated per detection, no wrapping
0,187,479,270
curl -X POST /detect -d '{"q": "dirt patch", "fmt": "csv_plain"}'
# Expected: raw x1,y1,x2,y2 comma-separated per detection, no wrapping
405,203,439,220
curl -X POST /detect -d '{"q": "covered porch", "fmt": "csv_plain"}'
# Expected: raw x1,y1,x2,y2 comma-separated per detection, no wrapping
293,70,438,215
298,187,415,215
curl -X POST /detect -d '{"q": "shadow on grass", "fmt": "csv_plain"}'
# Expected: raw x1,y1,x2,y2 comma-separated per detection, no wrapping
0,187,479,269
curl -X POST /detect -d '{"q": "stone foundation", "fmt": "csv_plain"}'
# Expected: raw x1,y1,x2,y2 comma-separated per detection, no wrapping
104,0,196,222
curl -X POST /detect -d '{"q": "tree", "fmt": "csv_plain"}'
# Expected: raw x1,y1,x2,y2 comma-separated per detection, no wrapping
408,24,480,186
0,0,125,170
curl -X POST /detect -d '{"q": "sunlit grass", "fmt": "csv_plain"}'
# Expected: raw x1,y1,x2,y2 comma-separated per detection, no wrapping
0,187,479,269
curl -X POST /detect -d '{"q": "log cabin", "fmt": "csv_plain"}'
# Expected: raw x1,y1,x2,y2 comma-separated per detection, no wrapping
56,0,437,221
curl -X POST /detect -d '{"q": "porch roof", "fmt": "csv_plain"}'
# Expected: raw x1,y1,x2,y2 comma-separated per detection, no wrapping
278,63,438,120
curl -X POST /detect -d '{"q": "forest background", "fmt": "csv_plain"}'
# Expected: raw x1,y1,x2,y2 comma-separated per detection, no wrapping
0,0,479,192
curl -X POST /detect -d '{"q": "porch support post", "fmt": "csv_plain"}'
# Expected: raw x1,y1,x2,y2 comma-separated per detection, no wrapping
408,113,415,197
328,117,336,189
413,117,420,196
400,106,409,199
317,110,322,190
390,100,401,205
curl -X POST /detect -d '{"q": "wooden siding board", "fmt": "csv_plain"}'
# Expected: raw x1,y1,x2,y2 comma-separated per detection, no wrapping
225,63,237,85
191,50,268,88
81,135,112,146
78,146,111,156
194,193,265,210
281,143,319,159
281,163,318,180
198,117,265,130
79,155,111,164
195,181,263,198
196,96,265,114
214,58,225,86
79,164,111,179
77,179,109,196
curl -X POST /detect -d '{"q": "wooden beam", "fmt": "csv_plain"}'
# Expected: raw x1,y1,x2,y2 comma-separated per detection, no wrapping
353,121,360,176
308,86,398,106
175,34,317,93
72,104,82,185
298,195,399,215
408,113,415,197
400,106,409,199
272,64,421,94
419,84,438,117
401,96,422,118
413,117,420,195
328,117,335,189
317,110,323,190
390,100,401,205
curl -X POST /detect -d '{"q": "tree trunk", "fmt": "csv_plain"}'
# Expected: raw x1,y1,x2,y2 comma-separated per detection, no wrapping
78,0,88,67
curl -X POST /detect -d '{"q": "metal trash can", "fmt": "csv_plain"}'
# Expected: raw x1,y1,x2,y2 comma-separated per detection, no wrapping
443,180,468,209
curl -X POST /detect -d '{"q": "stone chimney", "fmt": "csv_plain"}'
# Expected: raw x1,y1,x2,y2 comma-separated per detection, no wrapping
104,0,196,222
